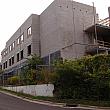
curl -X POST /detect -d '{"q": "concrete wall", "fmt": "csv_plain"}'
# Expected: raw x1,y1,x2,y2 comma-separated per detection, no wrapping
32,15,40,55
3,84,54,97
40,1,62,58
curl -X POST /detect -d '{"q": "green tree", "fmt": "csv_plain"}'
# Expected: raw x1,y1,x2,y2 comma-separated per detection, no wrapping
20,54,43,85
27,54,43,69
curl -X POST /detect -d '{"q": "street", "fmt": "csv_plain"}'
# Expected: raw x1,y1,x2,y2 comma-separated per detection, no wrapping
0,93,89,110
0,92,91,110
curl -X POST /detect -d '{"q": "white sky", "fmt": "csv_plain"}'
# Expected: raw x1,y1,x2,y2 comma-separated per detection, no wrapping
0,0,110,56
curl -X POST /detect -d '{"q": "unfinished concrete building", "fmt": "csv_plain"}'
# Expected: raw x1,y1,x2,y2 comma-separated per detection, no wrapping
0,0,110,78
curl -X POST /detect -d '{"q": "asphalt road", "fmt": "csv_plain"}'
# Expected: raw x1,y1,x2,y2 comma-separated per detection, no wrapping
0,92,91,110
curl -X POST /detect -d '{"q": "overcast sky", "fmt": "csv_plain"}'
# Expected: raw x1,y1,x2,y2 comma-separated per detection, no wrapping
0,0,110,56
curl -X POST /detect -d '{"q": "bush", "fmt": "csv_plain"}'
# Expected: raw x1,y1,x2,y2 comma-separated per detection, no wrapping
38,68,58,84
53,54,110,100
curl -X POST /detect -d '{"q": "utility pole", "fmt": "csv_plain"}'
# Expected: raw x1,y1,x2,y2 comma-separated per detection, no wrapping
93,2,98,54
108,7,110,26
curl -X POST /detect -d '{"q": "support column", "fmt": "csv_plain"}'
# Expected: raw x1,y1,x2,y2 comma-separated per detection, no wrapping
108,7,110,26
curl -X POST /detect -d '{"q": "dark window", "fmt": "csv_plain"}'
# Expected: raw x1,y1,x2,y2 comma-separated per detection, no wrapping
0,65,2,70
9,58,11,66
12,56,14,65
17,53,19,62
108,51,110,54
50,51,61,64
5,61,7,68
27,45,31,56
9,45,12,52
42,51,61,65
20,50,23,60
3,63,5,69
42,56,49,65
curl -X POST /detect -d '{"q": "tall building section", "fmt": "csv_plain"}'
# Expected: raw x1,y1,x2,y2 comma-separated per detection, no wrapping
1,14,40,74
40,0,97,63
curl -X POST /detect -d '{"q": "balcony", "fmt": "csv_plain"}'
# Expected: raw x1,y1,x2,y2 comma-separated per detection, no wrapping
85,40,110,55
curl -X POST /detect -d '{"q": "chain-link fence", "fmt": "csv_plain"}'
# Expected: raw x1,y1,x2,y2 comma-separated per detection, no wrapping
0,64,54,87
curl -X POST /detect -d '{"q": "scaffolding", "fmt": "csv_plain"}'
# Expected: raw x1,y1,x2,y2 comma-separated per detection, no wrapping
85,16,110,55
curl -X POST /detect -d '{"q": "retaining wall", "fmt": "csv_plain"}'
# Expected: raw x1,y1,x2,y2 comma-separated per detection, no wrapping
3,84,54,97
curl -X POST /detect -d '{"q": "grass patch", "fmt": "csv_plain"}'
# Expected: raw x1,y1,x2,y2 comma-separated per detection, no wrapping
0,87,110,107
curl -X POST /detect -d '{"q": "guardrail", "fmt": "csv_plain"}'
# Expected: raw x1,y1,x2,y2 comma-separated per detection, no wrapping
86,40,110,53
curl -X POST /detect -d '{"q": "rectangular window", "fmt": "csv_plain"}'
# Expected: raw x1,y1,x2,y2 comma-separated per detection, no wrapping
12,56,14,65
50,50,61,64
9,58,11,66
0,65,2,70
5,61,7,68
42,56,49,65
21,34,24,43
108,51,110,54
4,51,6,56
12,42,15,49
17,53,19,62
27,45,31,56
5,49,8,55
27,27,32,37
3,63,5,69
20,50,23,60
9,45,12,52
17,38,20,45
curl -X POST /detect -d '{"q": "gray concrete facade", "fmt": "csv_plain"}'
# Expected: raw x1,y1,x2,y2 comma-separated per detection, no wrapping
40,0,97,60
1,0,102,72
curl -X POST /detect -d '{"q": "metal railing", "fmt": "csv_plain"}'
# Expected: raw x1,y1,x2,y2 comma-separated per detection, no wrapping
86,40,110,53
98,17,110,27
97,40,110,48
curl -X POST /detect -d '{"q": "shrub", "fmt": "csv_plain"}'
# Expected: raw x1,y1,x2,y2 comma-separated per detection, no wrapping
8,76,20,85
53,54,110,100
